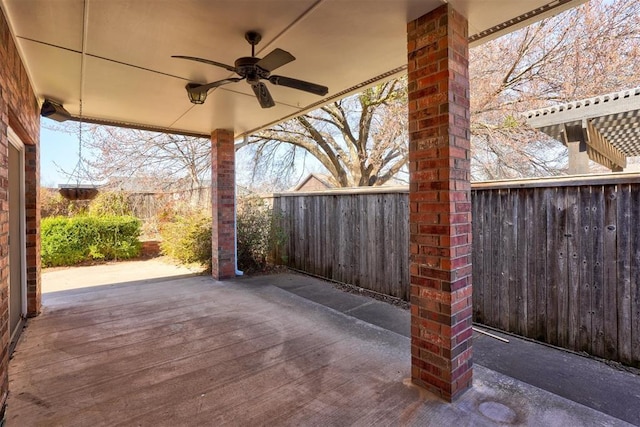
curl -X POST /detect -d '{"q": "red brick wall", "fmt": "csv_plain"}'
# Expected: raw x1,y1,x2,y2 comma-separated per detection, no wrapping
211,129,236,280
0,7,41,412
407,4,472,401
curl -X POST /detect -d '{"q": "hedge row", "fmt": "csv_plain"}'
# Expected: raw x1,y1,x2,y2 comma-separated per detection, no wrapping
42,215,141,267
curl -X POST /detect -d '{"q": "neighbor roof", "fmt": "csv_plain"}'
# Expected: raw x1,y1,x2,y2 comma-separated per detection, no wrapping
292,173,335,192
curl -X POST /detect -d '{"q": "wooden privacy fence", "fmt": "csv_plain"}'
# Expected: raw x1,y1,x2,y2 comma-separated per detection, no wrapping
273,187,410,300
472,174,640,367
273,174,640,367
126,187,212,220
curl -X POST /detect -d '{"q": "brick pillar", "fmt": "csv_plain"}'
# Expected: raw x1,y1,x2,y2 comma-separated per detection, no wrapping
407,4,472,401
211,129,236,280
24,142,41,316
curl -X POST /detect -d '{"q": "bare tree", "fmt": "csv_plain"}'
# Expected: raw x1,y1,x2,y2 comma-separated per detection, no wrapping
470,0,640,180
246,78,408,187
80,125,211,190
470,0,640,179
247,0,639,185
49,79,407,191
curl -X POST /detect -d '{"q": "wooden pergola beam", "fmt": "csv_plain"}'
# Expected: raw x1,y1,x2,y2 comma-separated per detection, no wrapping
561,119,627,173
584,119,626,171
526,87,640,170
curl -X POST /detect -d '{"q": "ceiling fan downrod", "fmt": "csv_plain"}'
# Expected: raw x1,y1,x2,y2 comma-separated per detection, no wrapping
244,31,262,57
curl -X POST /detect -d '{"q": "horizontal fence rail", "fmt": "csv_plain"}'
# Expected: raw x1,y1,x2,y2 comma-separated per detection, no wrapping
273,174,640,367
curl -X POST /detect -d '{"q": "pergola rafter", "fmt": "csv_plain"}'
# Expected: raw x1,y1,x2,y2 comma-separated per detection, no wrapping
526,87,640,173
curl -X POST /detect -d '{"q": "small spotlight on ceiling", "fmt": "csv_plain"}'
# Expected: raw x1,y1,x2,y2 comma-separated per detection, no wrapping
40,99,71,122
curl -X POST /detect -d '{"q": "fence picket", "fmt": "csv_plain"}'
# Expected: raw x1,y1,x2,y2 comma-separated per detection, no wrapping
617,185,632,364
603,185,619,360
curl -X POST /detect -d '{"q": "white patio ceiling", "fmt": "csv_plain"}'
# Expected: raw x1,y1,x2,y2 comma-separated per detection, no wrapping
1,0,585,138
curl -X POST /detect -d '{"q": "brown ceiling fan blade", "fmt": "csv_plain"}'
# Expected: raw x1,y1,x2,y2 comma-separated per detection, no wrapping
269,75,328,96
188,78,243,94
256,48,295,72
251,82,275,108
172,55,237,73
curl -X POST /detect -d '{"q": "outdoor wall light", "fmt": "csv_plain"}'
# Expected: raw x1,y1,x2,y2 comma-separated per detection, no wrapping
40,99,71,122
186,83,208,104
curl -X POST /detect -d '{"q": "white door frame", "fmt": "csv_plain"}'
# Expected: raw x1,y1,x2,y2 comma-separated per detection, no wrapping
7,126,27,318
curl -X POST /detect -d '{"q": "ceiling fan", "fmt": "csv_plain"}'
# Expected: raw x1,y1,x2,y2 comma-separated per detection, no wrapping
173,31,329,108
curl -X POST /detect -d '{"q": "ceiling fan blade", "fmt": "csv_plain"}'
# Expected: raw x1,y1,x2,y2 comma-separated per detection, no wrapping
188,78,243,94
269,75,328,96
256,48,295,72
172,55,236,73
251,82,275,108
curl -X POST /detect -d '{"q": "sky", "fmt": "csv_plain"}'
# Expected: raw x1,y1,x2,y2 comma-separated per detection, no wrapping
40,118,97,188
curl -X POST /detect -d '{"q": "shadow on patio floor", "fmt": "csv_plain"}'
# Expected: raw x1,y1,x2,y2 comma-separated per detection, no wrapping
6,263,636,426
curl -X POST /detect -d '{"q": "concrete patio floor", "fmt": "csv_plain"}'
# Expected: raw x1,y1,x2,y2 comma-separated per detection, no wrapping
7,261,633,426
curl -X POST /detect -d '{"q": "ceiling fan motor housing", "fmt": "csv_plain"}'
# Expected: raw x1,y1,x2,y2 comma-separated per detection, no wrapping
235,57,270,83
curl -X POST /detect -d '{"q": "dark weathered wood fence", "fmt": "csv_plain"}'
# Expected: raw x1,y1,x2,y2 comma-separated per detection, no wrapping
272,174,640,367
472,175,640,367
272,188,410,300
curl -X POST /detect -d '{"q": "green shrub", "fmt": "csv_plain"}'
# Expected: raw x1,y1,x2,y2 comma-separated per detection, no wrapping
41,215,141,267
158,196,286,273
236,196,286,273
41,189,136,219
88,191,133,216
41,188,88,217
160,213,212,268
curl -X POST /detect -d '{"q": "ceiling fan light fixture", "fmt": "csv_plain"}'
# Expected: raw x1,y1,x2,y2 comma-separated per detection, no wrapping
174,31,328,109
186,83,207,104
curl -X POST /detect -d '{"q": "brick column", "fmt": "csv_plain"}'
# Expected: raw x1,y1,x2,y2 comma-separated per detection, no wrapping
407,4,472,401
24,142,41,316
211,129,236,280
